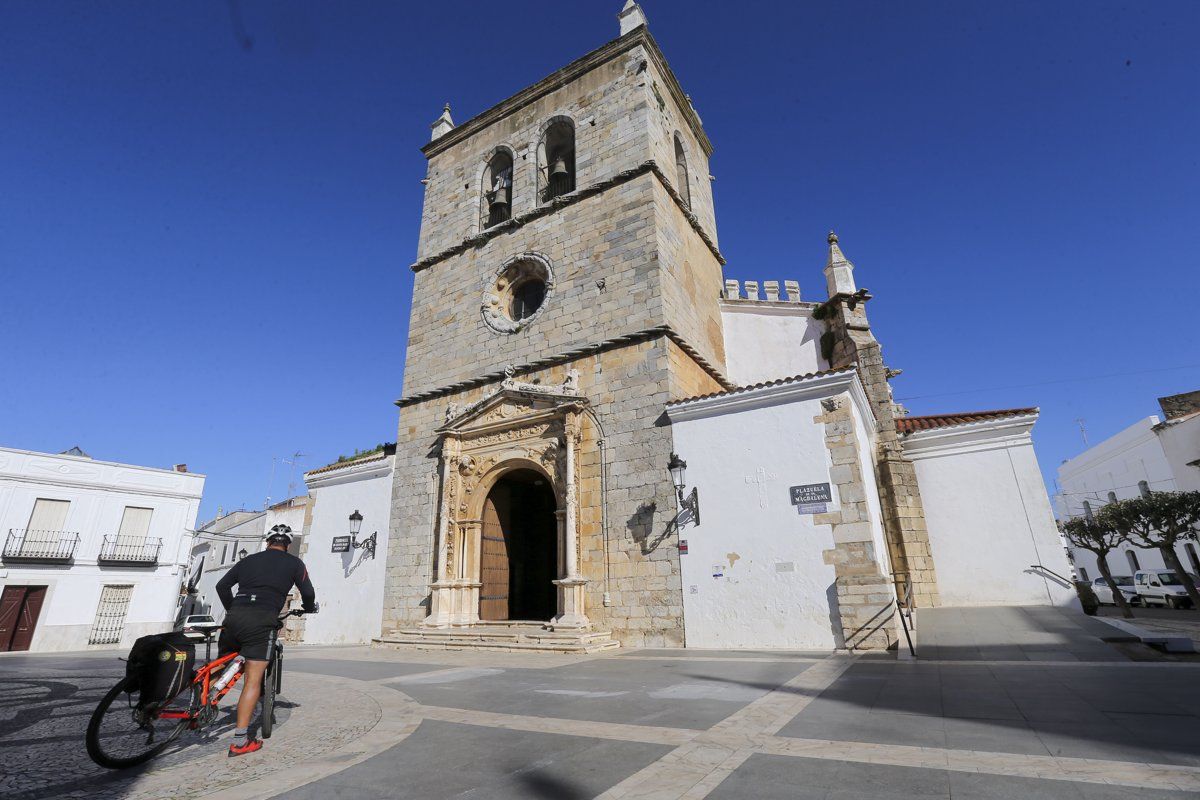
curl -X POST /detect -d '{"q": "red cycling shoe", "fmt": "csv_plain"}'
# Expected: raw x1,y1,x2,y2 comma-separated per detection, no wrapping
228,738,263,757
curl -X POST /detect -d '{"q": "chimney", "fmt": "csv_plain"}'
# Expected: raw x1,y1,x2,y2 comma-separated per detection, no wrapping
173,464,188,473
1158,390,1200,420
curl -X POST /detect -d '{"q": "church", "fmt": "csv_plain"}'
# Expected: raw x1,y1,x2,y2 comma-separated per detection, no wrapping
375,2,1074,653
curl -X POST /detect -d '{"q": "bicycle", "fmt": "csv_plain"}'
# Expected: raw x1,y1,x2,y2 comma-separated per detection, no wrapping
85,608,305,769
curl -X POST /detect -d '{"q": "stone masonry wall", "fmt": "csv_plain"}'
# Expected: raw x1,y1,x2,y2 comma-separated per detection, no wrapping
403,174,661,398
418,46,653,259
642,54,717,245
815,392,898,651
826,301,940,608
654,178,727,375
384,337,687,647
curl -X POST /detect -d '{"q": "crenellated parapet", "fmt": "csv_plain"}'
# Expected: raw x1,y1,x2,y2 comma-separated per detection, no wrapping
722,279,805,303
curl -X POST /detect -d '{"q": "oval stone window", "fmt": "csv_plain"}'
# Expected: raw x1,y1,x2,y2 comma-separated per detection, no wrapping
482,254,554,334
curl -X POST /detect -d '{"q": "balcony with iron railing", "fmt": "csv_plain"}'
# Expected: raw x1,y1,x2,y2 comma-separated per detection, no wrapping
3,529,81,563
98,536,163,566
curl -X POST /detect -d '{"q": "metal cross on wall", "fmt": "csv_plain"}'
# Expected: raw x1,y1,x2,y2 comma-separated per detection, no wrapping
745,467,779,509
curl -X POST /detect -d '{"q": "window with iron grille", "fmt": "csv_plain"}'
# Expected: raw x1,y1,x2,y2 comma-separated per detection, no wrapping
89,584,133,645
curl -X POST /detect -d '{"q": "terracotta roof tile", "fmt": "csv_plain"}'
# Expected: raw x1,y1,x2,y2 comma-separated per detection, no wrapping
896,408,1038,434
305,445,395,477
666,366,857,407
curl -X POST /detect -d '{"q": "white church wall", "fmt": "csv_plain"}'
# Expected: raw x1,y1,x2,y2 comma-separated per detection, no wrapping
903,415,1078,608
667,374,880,649
719,287,829,386
852,398,891,579
301,455,393,645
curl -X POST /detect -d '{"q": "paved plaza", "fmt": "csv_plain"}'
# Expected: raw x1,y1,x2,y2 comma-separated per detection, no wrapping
4,608,1200,799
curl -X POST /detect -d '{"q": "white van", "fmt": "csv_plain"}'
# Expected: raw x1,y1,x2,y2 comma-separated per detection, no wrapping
1134,570,1197,609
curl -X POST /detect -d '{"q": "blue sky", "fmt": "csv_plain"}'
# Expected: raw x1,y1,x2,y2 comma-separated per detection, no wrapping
2,0,1197,520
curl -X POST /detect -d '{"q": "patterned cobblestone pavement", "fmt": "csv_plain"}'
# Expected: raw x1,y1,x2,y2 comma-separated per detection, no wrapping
0,654,385,800
7,640,1200,799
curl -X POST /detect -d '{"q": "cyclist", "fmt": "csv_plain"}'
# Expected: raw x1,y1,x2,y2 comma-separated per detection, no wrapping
215,523,317,756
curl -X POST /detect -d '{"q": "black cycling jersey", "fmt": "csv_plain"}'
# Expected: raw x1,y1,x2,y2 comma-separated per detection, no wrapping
216,547,316,615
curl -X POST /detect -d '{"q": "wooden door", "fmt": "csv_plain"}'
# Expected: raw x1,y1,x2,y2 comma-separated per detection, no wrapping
11,587,46,651
0,587,24,651
479,493,509,621
0,586,47,652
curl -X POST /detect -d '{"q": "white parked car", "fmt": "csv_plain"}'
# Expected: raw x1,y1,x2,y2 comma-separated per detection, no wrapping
1134,570,1198,609
180,614,220,634
1091,576,1140,606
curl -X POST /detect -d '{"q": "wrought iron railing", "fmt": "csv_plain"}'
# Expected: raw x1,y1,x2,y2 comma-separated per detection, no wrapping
98,536,162,565
3,529,80,562
891,571,917,657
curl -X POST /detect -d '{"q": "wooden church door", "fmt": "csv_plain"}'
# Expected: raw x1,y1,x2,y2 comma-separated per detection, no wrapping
479,493,509,621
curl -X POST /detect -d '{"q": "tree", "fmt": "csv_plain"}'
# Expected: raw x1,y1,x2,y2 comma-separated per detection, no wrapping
1099,492,1200,610
1061,516,1135,618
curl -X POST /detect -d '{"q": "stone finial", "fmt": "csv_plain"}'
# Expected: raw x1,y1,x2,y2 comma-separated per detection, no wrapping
784,280,801,302
618,1,648,36
724,279,740,299
763,281,780,301
824,229,857,297
744,281,760,301
430,103,454,141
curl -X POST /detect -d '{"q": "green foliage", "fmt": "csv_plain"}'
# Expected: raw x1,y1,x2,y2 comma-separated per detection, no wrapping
1061,516,1123,555
820,331,836,362
336,443,390,464
1097,491,1200,548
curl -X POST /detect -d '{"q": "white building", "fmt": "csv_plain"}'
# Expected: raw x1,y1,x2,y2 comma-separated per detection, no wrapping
299,446,394,645
189,509,266,622
188,496,309,623
1058,390,1200,582
0,446,204,652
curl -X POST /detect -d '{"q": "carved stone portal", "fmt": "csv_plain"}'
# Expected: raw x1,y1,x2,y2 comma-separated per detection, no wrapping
423,383,590,630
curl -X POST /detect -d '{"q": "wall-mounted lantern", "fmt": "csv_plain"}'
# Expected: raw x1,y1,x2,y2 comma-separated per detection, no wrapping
238,548,248,560
668,452,700,525
348,509,376,559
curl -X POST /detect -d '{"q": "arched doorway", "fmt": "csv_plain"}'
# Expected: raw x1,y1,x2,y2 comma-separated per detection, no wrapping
479,469,558,621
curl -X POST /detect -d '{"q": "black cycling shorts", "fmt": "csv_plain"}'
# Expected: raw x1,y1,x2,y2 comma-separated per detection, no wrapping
218,607,279,661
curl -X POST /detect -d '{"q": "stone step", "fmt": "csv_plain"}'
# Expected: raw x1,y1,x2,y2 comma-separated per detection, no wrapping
373,624,620,654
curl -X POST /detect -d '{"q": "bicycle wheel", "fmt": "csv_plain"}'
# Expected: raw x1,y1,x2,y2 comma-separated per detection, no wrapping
86,676,191,769
260,649,277,739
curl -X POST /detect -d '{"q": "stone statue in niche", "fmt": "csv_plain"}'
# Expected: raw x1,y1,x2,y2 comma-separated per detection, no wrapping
562,368,580,394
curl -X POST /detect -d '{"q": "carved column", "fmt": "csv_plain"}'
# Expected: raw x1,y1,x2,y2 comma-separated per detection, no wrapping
424,437,460,628
553,408,589,629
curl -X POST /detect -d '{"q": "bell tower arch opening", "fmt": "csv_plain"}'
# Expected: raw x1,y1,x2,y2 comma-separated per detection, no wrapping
479,468,559,622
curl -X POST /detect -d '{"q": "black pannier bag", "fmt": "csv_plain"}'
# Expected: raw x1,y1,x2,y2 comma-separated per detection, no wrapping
125,631,196,709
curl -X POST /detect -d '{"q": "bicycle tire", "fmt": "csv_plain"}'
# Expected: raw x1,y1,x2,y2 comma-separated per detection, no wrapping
260,649,277,739
86,676,190,770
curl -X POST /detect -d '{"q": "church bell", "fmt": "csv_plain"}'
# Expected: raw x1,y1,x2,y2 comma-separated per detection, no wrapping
549,156,569,179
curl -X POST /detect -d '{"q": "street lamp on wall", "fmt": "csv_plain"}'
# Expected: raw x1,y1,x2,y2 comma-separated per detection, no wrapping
348,510,376,559
668,452,700,525
238,548,248,560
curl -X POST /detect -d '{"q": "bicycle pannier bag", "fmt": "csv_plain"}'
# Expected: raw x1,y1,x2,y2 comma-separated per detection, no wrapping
125,631,196,709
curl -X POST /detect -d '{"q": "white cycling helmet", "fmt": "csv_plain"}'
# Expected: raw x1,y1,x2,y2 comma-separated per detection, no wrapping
265,524,293,546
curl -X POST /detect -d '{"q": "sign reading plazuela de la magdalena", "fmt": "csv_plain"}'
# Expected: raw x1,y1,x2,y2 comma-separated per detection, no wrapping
789,483,832,505
331,536,352,553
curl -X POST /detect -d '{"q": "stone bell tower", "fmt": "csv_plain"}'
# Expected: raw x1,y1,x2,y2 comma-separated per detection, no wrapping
381,3,732,648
